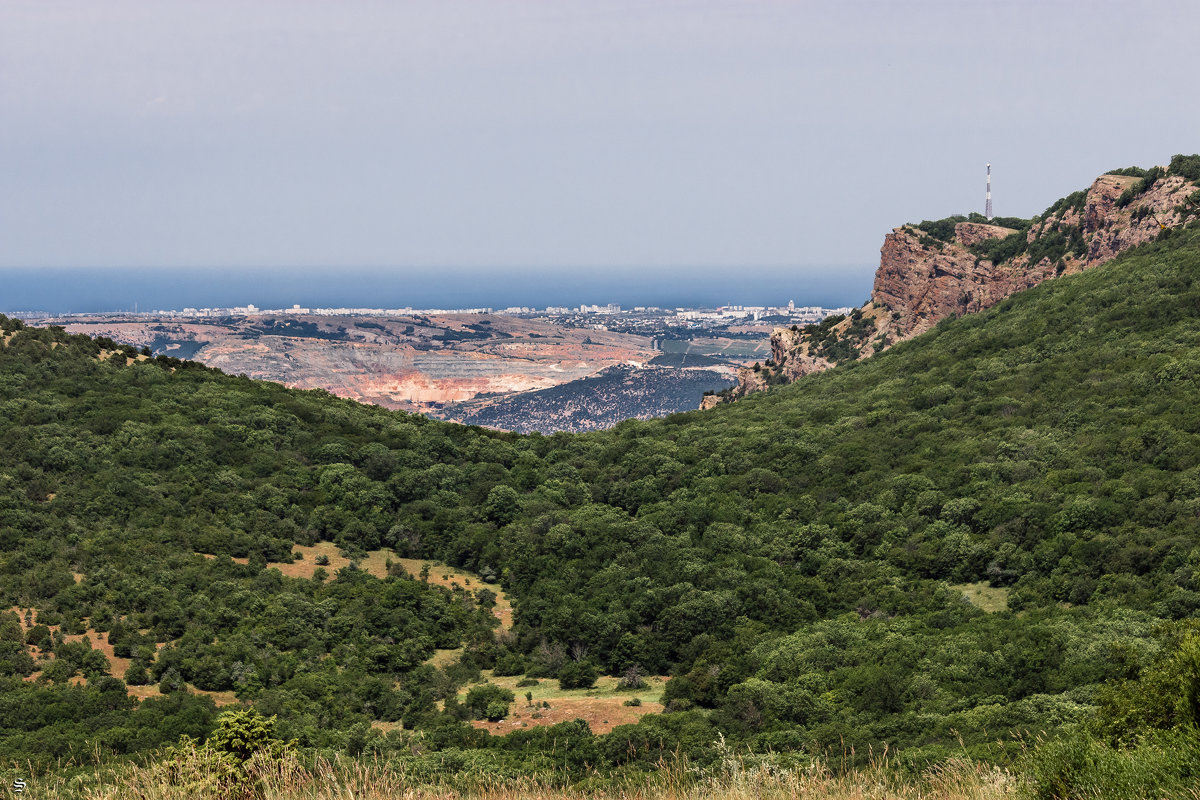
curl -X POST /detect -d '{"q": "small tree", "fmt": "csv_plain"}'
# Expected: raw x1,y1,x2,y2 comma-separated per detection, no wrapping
484,701,508,722
558,661,599,690
464,683,515,719
618,665,645,690
207,709,286,764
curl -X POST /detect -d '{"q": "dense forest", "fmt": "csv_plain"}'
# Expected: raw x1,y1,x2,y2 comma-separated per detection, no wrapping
5,222,1200,796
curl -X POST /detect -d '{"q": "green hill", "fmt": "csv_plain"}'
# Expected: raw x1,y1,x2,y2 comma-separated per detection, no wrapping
4,223,1200,792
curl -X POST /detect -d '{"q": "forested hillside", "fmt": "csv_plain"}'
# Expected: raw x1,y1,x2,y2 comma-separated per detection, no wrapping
5,223,1200,794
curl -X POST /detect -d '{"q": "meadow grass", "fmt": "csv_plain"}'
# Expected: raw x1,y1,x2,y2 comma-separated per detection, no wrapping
10,744,1018,800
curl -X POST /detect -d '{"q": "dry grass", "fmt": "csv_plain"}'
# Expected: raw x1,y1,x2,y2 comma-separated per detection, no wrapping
461,672,667,735
391,557,513,629
93,348,150,365
471,696,664,736
15,747,1019,800
196,551,250,565
265,546,514,630
950,583,1009,613
197,545,515,630
426,646,464,667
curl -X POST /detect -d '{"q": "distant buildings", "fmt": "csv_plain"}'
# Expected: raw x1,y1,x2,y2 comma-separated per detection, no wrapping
24,300,854,325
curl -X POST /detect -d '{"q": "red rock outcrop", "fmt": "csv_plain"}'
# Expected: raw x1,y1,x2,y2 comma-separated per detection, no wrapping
711,165,1200,405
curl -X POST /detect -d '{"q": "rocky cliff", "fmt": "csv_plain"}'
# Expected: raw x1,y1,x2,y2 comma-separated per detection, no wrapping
713,157,1200,404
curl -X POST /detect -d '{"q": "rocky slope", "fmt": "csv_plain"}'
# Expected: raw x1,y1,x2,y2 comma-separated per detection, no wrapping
437,354,736,433
715,157,1200,403
35,314,656,412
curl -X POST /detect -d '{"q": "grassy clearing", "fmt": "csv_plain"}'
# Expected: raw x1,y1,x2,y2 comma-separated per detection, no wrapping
950,583,1010,613
12,749,1019,800
426,646,464,668
460,671,668,735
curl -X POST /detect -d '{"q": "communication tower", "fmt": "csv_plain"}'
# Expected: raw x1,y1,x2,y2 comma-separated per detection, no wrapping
985,163,993,221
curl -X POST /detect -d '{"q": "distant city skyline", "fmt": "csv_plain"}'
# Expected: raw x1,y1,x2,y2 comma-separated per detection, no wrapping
3,1,1199,278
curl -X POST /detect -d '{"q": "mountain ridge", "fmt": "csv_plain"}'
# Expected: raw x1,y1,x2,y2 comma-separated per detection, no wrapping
711,155,1200,405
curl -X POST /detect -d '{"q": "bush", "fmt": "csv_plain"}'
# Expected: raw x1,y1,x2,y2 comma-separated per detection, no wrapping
915,216,965,242
1025,728,1200,800
618,665,645,690
492,651,526,677
207,709,287,765
464,684,514,720
1116,166,1164,208
557,661,599,690
1106,166,1148,178
969,229,1028,263
1168,153,1200,182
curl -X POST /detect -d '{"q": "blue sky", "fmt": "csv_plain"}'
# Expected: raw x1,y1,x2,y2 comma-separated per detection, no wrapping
2,1,1199,284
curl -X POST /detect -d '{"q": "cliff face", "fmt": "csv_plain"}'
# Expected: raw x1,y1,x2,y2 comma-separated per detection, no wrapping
712,164,1200,405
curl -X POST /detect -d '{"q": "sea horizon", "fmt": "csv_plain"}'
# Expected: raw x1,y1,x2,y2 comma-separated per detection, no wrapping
0,264,875,315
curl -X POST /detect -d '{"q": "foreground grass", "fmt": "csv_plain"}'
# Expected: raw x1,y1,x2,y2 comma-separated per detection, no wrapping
11,748,1017,800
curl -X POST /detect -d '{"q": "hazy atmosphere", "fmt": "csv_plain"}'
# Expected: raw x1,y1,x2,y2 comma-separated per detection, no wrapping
3,0,1199,306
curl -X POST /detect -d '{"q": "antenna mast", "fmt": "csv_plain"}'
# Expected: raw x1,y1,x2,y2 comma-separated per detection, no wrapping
985,163,993,221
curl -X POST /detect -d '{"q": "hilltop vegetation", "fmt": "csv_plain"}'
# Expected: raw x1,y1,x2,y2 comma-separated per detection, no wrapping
721,155,1200,404
5,223,1200,795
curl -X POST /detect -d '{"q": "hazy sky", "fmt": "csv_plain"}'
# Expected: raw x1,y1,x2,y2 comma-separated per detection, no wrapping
3,0,1199,278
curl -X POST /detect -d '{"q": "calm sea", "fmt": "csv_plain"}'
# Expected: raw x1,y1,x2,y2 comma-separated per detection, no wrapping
0,265,874,314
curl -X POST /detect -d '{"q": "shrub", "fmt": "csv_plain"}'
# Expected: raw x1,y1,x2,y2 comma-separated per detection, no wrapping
207,709,288,765
1168,153,1200,182
969,228,1028,263
1025,728,1200,800
618,665,645,690
558,661,598,690
559,662,600,690
1116,166,1164,208
464,684,514,720
492,651,526,677
914,216,965,242
1106,166,1148,178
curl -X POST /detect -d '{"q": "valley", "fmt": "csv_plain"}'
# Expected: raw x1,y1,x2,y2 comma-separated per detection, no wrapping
6,159,1200,800
30,313,656,413
20,306,787,432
